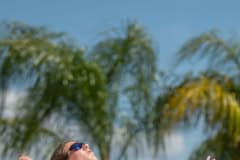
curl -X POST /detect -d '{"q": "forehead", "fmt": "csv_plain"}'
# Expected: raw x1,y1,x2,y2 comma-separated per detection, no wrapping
63,141,75,151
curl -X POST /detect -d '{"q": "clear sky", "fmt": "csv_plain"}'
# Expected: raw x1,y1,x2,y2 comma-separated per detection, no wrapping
1,0,240,70
1,1,240,159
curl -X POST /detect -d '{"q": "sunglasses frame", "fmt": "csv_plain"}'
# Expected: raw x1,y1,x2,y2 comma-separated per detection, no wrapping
69,142,85,151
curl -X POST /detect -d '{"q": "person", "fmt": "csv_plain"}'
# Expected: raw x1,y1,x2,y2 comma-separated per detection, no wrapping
18,141,97,160
18,142,215,160
50,141,97,160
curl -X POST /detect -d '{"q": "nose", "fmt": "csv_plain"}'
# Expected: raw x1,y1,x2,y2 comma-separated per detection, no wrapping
82,143,93,152
82,143,89,150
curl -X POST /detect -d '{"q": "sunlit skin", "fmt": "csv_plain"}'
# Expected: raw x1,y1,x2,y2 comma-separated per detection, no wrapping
18,144,214,160
18,142,97,160
18,154,32,160
65,141,98,160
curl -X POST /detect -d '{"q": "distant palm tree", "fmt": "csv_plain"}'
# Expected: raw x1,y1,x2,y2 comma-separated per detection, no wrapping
156,30,240,160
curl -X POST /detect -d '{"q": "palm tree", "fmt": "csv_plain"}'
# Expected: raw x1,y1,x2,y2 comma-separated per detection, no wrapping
0,21,158,160
0,21,110,160
155,30,240,160
89,22,157,160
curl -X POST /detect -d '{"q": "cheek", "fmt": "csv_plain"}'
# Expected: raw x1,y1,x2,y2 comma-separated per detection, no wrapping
68,152,80,160
69,150,89,160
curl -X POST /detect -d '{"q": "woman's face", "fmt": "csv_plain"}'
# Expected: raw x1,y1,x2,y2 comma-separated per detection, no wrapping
64,141,97,160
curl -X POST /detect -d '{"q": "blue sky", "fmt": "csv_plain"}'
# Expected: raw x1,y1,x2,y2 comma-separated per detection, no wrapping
1,0,240,70
1,1,240,159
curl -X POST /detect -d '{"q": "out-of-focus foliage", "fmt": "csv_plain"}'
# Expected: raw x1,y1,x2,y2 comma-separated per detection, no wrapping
2,21,239,160
89,23,157,160
0,21,110,160
189,132,240,160
0,21,158,160
154,31,240,160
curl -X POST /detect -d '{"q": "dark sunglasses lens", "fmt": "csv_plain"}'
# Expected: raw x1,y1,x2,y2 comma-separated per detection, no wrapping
69,143,84,151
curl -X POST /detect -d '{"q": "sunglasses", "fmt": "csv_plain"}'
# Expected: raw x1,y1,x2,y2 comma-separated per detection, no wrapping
69,142,85,151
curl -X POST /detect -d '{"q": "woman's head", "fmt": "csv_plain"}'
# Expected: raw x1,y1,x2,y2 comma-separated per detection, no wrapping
50,141,97,160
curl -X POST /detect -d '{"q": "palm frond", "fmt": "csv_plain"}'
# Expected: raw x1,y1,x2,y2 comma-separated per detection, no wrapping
189,131,240,160
161,76,240,144
177,30,240,71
